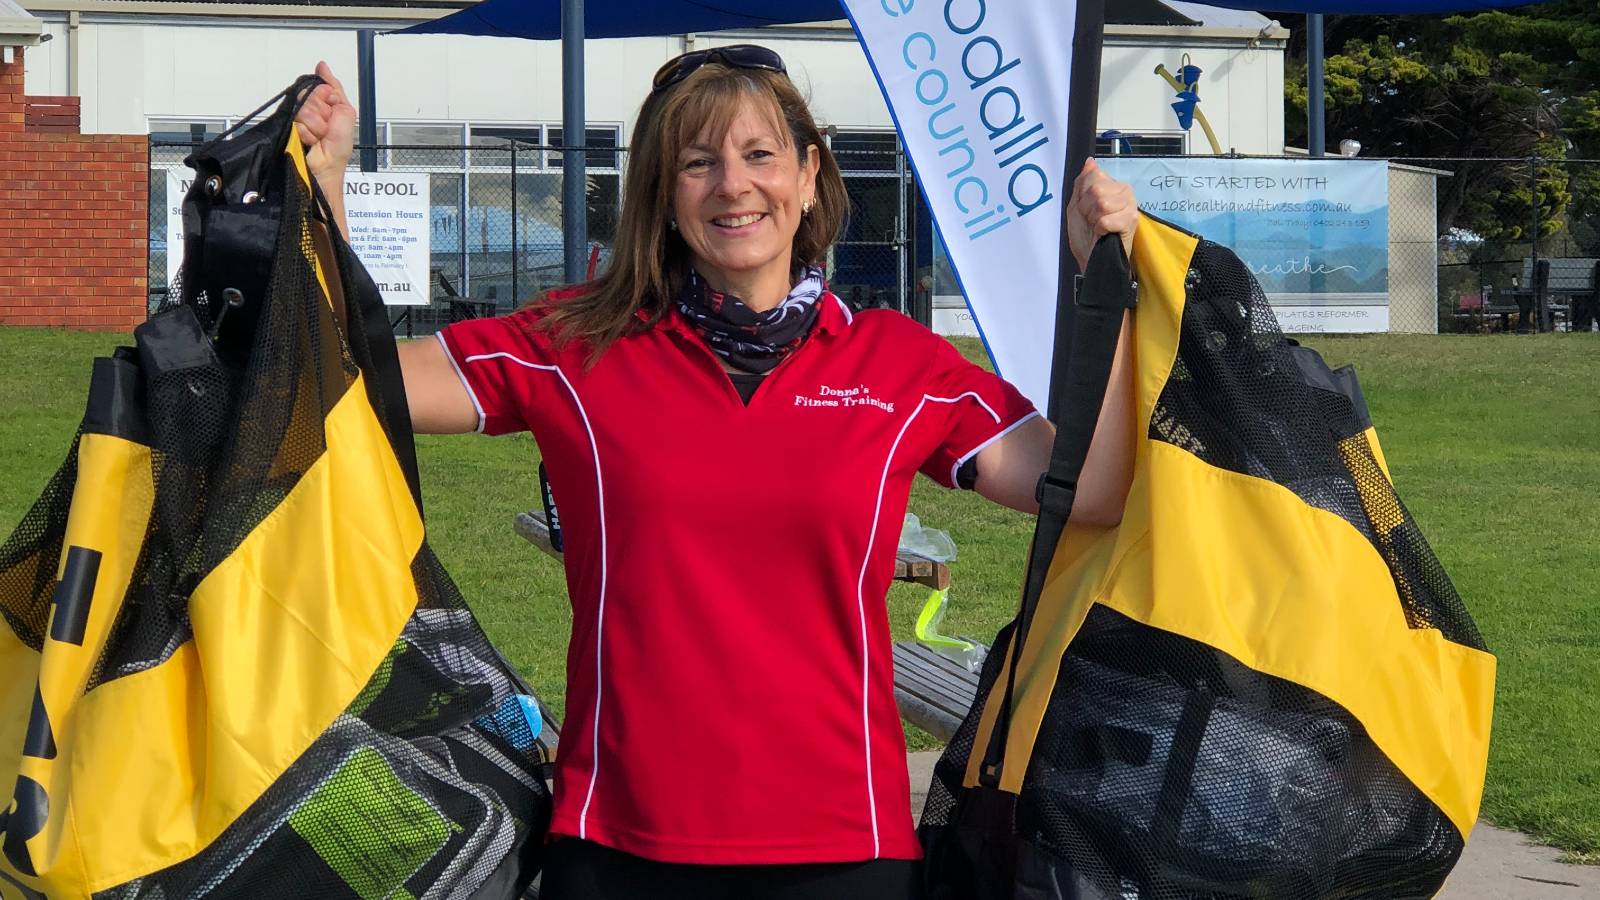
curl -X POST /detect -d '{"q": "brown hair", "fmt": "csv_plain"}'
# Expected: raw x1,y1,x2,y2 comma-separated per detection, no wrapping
533,62,848,363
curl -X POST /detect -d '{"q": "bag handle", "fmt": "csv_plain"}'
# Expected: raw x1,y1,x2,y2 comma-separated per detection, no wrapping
977,232,1136,787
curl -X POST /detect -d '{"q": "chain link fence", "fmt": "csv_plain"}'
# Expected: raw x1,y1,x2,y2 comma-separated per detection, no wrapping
149,139,921,334
1393,157,1600,334
156,141,1598,337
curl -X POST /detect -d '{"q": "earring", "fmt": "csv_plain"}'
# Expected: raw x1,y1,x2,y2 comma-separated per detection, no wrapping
802,198,814,215
668,218,678,231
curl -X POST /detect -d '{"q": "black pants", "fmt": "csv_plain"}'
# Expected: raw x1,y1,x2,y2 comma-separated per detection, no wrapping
539,838,925,900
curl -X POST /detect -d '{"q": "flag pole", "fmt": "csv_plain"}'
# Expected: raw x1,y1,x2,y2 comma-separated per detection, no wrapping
1046,0,1108,420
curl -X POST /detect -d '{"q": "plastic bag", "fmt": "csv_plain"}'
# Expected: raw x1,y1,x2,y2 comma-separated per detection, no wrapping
900,512,957,562
915,589,987,673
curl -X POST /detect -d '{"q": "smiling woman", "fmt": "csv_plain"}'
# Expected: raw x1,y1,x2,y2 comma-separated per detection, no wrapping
528,48,849,361
295,43,1143,900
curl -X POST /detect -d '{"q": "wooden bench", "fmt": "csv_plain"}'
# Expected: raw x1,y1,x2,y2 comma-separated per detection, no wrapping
1501,258,1600,332
891,639,983,741
513,508,979,740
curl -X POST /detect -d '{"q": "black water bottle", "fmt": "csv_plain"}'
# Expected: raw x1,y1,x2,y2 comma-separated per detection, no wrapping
538,462,563,553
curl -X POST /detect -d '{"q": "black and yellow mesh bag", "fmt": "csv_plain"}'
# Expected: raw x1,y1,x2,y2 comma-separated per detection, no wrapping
921,218,1496,899
0,78,550,899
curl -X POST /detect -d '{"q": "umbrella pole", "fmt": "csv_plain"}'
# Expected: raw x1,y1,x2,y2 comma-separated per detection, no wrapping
1308,14,1326,157
357,29,378,173
562,0,587,285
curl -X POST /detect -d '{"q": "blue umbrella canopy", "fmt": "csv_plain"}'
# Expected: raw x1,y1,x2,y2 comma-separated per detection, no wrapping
396,0,844,39
395,0,1547,40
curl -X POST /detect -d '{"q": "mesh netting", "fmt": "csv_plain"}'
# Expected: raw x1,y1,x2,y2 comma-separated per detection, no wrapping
0,442,77,652
920,239,1482,900
1011,606,1460,900
1150,242,1483,650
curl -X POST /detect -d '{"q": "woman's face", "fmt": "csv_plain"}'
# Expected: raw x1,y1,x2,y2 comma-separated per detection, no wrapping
672,95,819,299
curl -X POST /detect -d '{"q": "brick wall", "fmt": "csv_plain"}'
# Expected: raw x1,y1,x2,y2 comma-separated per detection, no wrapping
0,48,146,330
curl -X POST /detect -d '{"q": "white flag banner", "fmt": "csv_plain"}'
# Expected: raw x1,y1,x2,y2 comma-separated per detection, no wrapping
841,0,1077,410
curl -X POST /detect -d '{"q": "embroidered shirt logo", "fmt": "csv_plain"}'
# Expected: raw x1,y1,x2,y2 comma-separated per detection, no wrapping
794,384,896,413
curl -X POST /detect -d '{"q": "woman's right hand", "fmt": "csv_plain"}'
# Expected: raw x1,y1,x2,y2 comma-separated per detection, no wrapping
295,61,356,189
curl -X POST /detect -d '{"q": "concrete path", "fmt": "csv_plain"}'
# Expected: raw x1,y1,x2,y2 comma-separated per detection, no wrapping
905,752,1599,899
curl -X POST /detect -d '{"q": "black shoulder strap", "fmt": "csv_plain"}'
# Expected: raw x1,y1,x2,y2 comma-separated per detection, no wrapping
978,232,1137,787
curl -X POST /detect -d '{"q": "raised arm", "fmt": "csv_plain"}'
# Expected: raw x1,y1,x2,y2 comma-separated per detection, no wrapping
295,61,355,244
398,339,481,434
295,62,478,435
971,312,1135,524
972,159,1139,524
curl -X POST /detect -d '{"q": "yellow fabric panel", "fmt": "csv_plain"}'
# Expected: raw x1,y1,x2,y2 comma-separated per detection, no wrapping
58,375,424,892
1105,443,1493,836
0,433,155,897
964,215,1200,790
1122,216,1198,456
0,615,36,830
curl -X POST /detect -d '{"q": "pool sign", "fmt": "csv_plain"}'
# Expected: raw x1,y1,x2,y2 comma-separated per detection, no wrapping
166,170,431,306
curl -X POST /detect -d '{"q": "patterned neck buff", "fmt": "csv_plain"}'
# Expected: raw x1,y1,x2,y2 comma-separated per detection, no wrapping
675,266,827,374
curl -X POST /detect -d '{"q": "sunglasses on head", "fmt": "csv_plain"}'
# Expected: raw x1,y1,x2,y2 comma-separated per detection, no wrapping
651,45,788,94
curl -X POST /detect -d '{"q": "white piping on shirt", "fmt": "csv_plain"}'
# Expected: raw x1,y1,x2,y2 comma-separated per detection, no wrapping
855,390,998,857
461,351,609,840
436,331,487,434
834,295,854,325
949,410,1041,488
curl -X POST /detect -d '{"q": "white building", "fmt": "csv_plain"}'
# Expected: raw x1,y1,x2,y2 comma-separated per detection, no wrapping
19,0,1284,150
18,0,1287,315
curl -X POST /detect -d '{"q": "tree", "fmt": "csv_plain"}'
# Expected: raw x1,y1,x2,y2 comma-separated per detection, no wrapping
1279,3,1600,249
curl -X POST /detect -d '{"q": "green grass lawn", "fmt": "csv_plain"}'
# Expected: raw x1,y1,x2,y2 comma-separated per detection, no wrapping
1,327,1596,858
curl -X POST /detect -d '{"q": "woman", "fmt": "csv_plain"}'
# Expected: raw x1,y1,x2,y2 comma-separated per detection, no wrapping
296,48,1140,900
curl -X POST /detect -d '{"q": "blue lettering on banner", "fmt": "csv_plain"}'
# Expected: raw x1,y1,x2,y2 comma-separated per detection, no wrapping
890,2,1055,244
903,31,935,68
916,68,949,105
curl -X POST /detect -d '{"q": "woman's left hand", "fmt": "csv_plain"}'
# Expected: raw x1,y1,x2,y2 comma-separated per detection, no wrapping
1067,157,1139,270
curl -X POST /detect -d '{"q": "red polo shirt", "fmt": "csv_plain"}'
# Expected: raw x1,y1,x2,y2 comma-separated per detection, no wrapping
437,291,1037,865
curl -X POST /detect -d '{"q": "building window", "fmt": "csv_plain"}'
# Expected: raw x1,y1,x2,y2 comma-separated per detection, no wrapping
1093,132,1187,156
148,118,227,166
547,126,621,170
827,130,904,303
147,118,226,143
470,125,542,168
545,126,622,244
390,123,466,168
831,130,900,173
